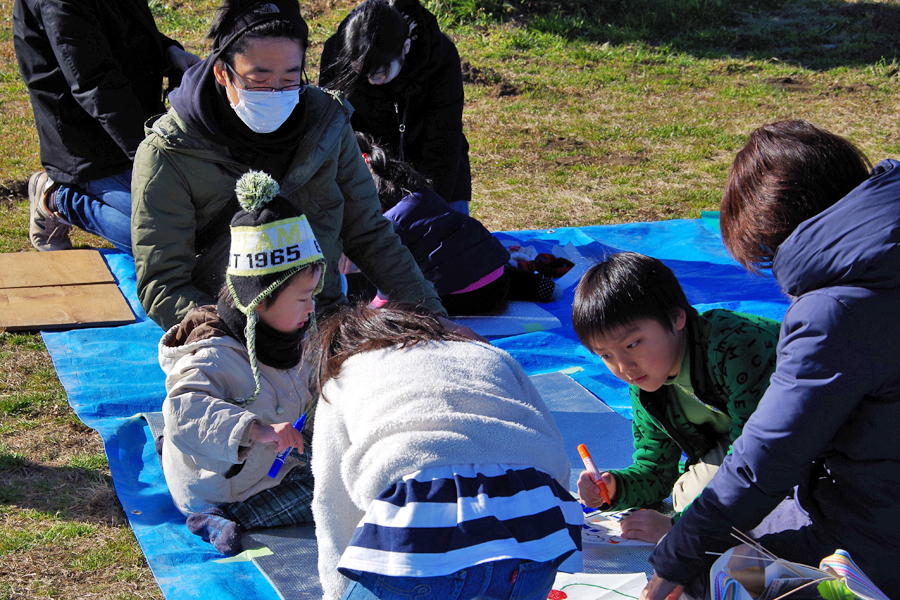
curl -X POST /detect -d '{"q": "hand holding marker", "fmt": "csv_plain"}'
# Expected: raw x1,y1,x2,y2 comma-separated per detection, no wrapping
268,414,307,478
577,443,612,505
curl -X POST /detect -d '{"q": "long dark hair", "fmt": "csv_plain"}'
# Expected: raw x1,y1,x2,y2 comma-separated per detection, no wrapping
311,302,470,399
324,0,413,94
720,120,871,272
356,131,431,210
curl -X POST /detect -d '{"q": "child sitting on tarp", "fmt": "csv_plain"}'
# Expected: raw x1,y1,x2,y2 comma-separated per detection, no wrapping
343,132,567,315
310,302,582,600
158,171,325,555
571,252,779,543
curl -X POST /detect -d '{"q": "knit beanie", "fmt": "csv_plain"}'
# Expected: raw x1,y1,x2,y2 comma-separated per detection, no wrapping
224,170,325,404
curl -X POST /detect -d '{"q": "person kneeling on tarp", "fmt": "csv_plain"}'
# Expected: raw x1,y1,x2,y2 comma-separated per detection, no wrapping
310,303,582,600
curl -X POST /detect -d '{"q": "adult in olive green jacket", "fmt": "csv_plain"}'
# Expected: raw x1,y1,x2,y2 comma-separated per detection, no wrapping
131,0,443,330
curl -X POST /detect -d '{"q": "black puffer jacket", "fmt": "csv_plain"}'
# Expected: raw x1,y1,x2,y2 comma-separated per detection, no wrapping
13,0,180,185
319,0,470,205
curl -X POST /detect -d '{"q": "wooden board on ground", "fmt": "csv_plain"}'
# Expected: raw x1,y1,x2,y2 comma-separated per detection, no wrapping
0,250,135,331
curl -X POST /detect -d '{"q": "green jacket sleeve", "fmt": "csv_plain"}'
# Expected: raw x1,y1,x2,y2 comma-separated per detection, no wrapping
607,385,683,509
332,120,446,316
131,130,228,329
705,312,780,444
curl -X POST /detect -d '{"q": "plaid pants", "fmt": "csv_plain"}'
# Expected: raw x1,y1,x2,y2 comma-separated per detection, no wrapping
222,445,314,530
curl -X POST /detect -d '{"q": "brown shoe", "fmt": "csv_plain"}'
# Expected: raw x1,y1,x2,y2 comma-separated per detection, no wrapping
28,172,72,251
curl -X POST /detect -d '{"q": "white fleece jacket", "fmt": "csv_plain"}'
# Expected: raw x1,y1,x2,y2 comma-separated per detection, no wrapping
311,340,571,600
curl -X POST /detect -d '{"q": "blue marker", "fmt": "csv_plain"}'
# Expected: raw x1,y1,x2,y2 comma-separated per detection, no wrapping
267,414,307,478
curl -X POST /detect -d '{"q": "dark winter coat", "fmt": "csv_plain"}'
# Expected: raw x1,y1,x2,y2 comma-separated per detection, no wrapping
384,189,510,295
13,0,180,185
319,0,470,205
651,159,900,597
608,309,779,513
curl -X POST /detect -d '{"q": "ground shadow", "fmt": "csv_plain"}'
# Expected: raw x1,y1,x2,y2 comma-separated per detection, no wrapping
0,457,127,526
470,0,900,71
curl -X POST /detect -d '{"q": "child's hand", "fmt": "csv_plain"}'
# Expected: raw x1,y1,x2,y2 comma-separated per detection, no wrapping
577,470,617,508
620,509,672,543
250,421,305,454
338,253,356,275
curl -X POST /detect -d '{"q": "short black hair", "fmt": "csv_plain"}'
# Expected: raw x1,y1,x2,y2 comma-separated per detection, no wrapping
572,252,694,349
209,0,309,68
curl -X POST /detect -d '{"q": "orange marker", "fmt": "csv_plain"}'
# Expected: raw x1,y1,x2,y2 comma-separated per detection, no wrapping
577,443,612,505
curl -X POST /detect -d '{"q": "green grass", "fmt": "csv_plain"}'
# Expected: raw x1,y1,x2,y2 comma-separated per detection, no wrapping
1,0,900,596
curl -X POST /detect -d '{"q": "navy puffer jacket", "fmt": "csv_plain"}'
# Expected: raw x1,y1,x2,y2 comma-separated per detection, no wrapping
384,189,509,295
651,159,900,597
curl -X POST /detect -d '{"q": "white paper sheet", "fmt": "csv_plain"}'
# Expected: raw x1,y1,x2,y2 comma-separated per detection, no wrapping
548,571,648,600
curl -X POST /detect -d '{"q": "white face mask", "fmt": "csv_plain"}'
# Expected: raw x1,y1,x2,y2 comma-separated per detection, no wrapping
230,88,300,134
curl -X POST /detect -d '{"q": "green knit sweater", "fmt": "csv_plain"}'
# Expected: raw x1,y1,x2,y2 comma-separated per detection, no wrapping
607,309,780,514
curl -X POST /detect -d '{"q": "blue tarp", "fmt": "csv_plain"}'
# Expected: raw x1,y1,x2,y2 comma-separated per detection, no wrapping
41,217,790,599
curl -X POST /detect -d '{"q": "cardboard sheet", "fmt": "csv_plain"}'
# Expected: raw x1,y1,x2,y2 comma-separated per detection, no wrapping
0,249,134,330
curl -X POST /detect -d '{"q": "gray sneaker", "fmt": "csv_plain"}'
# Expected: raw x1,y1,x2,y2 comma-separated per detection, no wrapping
28,172,72,251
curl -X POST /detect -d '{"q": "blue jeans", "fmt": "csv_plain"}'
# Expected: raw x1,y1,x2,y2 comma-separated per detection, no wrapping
55,169,132,254
341,558,557,600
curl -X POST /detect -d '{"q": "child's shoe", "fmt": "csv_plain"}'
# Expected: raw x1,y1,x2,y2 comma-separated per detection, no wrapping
186,507,242,555
28,172,72,251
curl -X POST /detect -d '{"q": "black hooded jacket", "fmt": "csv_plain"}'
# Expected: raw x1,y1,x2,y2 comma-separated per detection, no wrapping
319,0,470,204
13,0,180,185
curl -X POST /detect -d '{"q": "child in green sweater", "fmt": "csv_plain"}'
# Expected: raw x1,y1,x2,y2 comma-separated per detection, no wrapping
572,252,779,543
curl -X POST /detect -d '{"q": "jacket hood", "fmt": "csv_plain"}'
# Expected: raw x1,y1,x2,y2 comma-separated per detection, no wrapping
772,159,900,297
159,306,246,375
393,0,443,83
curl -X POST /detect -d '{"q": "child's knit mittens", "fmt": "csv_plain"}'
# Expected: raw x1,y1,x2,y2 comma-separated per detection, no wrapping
186,507,243,555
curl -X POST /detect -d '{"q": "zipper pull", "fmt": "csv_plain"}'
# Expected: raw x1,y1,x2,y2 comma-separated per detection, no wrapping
394,101,406,133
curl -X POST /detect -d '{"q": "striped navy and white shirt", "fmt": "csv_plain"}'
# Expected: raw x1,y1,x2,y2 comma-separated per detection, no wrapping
337,464,583,578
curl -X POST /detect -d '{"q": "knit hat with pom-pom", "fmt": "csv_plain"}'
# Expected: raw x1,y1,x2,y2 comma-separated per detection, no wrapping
224,170,325,403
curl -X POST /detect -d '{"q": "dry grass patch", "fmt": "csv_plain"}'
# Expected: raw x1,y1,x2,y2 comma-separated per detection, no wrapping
1,526,159,600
